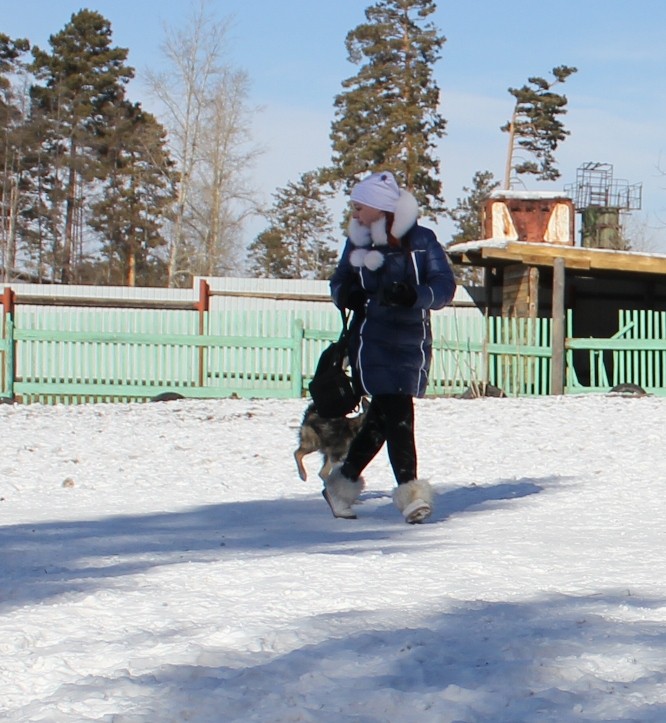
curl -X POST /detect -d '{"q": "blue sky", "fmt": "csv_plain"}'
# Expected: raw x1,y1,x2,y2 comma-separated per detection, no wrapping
5,1,666,251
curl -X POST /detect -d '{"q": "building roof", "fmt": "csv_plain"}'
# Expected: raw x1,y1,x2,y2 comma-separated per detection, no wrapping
447,239,666,278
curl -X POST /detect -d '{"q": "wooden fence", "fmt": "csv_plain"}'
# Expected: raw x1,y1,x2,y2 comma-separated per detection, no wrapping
431,314,553,397
1,288,666,404
566,309,666,395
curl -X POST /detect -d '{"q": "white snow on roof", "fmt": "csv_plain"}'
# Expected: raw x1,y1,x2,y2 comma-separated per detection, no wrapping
447,238,666,261
447,238,510,253
489,190,572,200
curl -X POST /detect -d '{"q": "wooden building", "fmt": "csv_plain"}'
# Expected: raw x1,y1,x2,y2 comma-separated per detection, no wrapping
447,189,666,388
448,189,666,322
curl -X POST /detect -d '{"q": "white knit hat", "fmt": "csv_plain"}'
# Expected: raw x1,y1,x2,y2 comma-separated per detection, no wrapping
350,171,401,212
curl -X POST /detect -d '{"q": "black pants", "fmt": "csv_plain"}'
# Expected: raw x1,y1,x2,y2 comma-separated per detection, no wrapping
341,394,416,485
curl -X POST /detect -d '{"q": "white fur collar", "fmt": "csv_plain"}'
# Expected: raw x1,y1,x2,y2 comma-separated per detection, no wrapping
347,190,419,269
391,189,419,239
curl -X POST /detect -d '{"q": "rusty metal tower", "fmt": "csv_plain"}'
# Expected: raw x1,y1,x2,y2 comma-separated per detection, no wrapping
566,162,642,249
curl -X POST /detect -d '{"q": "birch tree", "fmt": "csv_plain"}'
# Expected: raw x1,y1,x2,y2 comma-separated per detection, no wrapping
147,0,259,286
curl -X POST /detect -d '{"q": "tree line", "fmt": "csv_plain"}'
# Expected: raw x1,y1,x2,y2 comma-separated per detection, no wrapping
0,1,577,287
0,5,257,287
2,11,174,285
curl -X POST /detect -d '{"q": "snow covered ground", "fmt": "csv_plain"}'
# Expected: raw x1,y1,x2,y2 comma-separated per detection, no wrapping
2,394,666,722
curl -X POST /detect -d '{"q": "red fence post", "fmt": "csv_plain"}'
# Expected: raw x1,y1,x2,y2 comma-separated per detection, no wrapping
2,287,15,400
197,280,210,387
2,286,14,321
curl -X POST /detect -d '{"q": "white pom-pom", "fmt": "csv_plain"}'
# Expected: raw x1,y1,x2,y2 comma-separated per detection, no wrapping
349,248,368,268
364,250,384,270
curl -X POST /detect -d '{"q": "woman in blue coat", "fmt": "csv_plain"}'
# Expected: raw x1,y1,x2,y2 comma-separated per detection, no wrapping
325,171,456,523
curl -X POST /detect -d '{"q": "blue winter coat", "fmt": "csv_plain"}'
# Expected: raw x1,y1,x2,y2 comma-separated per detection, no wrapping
330,222,456,398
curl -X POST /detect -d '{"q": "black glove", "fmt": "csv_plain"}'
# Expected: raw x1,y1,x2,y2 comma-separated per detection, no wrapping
384,281,417,307
340,286,367,312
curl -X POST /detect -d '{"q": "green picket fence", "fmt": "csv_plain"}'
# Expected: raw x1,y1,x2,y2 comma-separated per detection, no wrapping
431,313,553,397
12,307,203,403
615,309,666,391
566,309,666,395
3,306,351,403
2,304,666,404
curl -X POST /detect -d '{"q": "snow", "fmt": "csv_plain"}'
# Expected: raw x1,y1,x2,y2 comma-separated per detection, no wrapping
446,237,666,262
446,237,511,253
489,190,572,201
2,394,666,722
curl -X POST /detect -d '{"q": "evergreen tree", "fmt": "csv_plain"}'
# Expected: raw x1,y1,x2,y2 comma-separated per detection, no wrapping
247,228,291,278
248,171,338,279
502,65,577,188
447,170,499,285
324,0,446,217
448,170,499,245
89,102,175,286
0,33,29,132
28,10,135,282
19,122,64,282
0,34,31,280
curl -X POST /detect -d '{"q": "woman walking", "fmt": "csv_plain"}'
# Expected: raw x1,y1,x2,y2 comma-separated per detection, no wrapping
325,171,456,523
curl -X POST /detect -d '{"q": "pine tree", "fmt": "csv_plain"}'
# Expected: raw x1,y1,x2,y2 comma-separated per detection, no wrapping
0,33,31,280
502,65,577,188
247,228,291,278
0,33,29,134
324,0,446,217
248,172,338,279
28,10,135,283
447,170,499,285
89,102,175,286
448,170,499,245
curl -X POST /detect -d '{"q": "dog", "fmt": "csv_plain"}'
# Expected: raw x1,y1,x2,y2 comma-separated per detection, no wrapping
294,397,369,482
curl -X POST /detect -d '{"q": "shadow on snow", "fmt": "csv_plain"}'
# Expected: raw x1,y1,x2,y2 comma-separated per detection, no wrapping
0,476,548,610
9,591,666,722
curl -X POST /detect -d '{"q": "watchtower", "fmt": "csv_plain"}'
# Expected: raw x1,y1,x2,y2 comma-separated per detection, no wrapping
566,162,642,249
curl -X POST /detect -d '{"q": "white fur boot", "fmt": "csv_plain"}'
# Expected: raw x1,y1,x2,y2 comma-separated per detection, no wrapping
393,479,434,524
323,466,365,519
